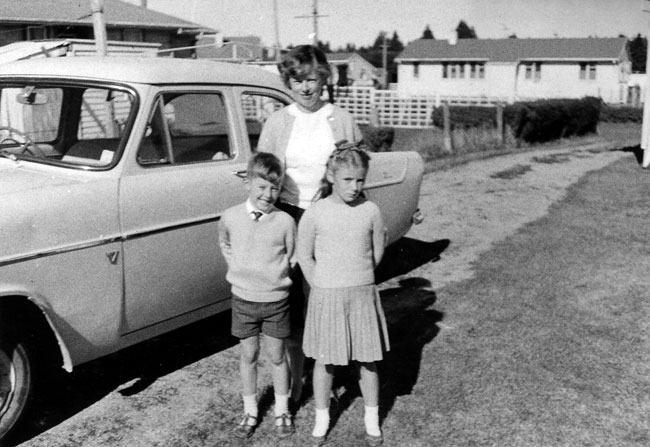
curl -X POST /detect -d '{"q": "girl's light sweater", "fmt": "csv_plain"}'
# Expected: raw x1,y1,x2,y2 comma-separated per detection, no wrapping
297,197,386,289
218,203,296,302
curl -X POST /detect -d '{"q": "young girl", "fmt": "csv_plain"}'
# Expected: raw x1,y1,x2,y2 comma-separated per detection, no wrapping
297,142,389,447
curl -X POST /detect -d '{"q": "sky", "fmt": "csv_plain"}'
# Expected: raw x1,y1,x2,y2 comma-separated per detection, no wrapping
128,0,650,50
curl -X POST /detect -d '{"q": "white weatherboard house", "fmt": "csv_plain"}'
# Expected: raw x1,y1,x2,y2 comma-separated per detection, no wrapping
395,37,631,104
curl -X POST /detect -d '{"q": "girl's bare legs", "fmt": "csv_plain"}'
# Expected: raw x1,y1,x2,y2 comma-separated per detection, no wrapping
312,361,334,437
358,361,382,437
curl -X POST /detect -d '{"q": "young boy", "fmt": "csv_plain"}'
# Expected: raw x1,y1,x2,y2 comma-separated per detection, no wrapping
218,152,296,439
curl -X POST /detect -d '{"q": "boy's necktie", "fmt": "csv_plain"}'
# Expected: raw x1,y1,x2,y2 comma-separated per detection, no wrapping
251,211,262,221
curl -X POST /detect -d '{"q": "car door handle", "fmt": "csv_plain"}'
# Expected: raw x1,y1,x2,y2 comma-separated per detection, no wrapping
231,169,247,179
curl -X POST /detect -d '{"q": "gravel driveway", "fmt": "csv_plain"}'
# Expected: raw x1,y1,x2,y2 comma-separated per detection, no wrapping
10,136,638,447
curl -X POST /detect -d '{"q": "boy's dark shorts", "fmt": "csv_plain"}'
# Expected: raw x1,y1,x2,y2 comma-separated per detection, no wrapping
231,295,291,339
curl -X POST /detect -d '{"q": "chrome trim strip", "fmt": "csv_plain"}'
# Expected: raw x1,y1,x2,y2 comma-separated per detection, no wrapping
0,215,222,267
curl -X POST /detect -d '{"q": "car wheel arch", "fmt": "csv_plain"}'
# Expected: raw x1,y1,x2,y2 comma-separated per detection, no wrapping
0,295,73,373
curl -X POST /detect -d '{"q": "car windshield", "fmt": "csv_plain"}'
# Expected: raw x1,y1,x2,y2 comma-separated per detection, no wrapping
0,82,135,168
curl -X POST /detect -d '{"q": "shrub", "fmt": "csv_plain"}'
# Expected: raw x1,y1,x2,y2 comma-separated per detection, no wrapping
361,125,395,152
431,106,498,129
599,105,643,123
503,97,600,143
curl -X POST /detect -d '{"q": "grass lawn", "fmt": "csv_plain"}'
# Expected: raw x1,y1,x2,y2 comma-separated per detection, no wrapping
375,151,650,446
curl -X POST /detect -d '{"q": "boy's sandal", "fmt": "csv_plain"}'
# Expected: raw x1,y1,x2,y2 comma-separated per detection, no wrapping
365,433,384,447
274,413,295,438
232,414,258,439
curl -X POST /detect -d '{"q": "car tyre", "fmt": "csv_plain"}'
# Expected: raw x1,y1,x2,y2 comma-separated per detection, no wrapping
0,324,34,441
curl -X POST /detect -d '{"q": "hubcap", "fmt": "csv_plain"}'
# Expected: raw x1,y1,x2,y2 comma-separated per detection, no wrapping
0,349,15,417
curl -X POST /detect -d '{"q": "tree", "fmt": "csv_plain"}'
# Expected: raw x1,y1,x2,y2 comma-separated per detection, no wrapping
359,31,404,84
422,25,434,40
629,34,647,73
456,20,477,39
389,31,404,52
317,40,331,53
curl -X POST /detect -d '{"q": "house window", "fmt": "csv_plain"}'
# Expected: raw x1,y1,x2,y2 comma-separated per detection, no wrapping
448,63,464,79
524,62,541,80
442,63,468,79
579,63,596,80
413,62,420,79
470,63,485,79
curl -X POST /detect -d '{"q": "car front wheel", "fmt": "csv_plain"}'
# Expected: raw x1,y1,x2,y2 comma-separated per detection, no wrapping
0,327,33,441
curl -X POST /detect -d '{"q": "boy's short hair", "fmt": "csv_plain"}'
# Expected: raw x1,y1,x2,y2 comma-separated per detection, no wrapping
248,152,284,186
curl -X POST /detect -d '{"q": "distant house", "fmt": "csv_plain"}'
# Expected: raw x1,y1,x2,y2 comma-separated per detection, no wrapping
395,37,631,104
0,0,214,58
326,52,381,87
195,35,268,61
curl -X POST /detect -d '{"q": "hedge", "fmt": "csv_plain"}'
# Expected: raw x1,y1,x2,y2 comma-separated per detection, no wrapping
431,97,601,144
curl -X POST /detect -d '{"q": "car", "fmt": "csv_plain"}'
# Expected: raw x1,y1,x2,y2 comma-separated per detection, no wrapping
0,56,423,440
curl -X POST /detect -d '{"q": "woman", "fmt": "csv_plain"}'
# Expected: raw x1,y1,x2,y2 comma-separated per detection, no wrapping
257,45,363,407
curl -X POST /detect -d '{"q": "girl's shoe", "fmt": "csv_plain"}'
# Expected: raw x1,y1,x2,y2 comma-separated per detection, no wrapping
312,434,327,446
365,433,384,447
232,414,257,439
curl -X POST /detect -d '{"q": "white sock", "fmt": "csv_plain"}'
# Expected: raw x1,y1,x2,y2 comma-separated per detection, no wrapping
364,405,381,437
312,407,330,437
274,393,290,420
242,394,258,419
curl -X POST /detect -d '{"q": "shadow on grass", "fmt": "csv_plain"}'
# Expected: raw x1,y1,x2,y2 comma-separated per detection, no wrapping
325,237,447,429
6,311,237,447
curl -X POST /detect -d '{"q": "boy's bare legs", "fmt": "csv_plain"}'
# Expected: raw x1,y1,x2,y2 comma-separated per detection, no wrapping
265,335,294,436
311,361,333,437
358,361,382,439
234,336,260,438
265,334,290,396
286,330,305,402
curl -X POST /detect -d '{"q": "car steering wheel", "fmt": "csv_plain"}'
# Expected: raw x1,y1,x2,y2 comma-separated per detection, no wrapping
0,126,45,157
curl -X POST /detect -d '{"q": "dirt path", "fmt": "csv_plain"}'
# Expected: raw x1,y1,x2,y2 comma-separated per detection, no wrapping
12,138,638,447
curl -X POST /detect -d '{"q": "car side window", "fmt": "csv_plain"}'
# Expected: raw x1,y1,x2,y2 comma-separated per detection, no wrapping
137,92,232,166
241,93,286,152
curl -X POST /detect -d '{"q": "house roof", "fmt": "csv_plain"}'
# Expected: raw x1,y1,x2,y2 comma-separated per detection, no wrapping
326,52,377,67
0,0,212,32
396,37,628,63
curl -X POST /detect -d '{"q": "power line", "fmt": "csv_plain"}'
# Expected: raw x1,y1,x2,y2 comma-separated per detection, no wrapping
295,0,328,46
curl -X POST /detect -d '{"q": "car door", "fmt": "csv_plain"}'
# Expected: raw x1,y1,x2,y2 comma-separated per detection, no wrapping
119,88,248,334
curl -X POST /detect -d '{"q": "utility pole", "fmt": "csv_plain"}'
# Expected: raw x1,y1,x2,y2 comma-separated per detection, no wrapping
295,0,328,46
90,0,108,56
381,34,388,88
273,0,281,61
642,1,650,167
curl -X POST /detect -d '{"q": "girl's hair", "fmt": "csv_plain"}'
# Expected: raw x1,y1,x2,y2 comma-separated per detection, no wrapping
278,45,332,88
314,140,371,201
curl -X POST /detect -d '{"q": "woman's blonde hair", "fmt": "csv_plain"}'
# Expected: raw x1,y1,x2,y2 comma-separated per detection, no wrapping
278,45,332,88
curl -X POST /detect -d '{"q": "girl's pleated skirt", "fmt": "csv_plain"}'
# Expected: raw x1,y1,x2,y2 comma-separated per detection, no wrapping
302,284,390,366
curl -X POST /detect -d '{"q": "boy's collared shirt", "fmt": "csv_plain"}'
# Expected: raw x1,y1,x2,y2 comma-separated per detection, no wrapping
246,199,268,221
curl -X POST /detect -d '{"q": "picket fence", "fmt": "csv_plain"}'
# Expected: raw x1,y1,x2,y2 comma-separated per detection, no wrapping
328,86,509,128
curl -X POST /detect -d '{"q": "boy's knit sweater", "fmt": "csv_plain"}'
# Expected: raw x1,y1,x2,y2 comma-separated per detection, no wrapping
218,203,296,302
